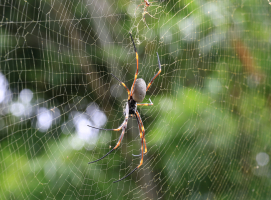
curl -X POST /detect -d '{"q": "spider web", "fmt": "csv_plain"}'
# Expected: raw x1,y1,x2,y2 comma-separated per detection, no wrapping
1,0,271,199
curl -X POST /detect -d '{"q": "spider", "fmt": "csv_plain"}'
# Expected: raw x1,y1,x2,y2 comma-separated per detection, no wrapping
135,0,158,29
87,32,161,183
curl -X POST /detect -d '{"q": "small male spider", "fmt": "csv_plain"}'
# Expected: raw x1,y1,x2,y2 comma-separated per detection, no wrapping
88,32,161,183
135,0,158,28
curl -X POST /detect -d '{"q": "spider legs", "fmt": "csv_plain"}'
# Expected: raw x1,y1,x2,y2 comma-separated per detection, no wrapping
113,134,144,183
110,34,160,99
110,73,130,98
88,103,129,164
130,100,152,156
87,122,127,164
87,32,161,182
109,33,138,100
87,119,125,132
132,110,148,156
135,100,152,155
137,98,153,106
113,110,146,183
88,127,126,164
146,52,161,91
136,110,147,154
129,32,139,100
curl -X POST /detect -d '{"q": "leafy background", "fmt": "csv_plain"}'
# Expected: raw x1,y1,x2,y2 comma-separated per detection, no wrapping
1,0,271,199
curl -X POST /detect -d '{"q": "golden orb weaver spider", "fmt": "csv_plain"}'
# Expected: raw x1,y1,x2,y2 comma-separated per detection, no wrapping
87,32,161,183
135,0,158,29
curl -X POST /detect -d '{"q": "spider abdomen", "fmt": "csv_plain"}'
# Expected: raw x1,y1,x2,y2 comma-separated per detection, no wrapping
132,78,146,103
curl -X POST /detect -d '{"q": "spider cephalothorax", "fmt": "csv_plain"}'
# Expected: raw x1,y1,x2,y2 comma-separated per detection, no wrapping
128,98,137,115
87,32,161,183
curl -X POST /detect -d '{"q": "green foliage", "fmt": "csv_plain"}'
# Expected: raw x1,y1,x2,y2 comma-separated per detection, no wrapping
1,0,271,199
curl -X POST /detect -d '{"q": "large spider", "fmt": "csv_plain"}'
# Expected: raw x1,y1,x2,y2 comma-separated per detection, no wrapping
87,32,161,183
